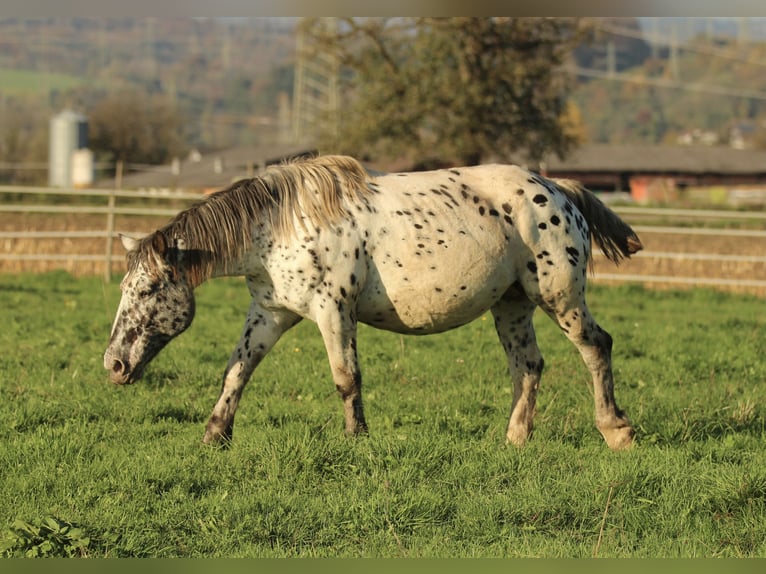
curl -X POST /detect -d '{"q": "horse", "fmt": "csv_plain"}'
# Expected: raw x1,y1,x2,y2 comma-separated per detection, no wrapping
104,154,642,450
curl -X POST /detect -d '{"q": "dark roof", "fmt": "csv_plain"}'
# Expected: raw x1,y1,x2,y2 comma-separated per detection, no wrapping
542,143,766,174
104,143,766,191
102,143,316,192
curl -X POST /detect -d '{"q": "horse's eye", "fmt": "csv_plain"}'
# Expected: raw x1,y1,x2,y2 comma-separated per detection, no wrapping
138,285,158,299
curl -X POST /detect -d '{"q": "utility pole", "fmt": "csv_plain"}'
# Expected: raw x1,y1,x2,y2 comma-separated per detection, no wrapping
737,17,749,48
649,18,659,60
222,24,231,72
606,40,616,77
145,17,157,77
704,17,714,41
669,20,679,81
292,18,340,146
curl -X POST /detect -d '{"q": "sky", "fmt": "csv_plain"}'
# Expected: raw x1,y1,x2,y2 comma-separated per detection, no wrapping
4,1,766,18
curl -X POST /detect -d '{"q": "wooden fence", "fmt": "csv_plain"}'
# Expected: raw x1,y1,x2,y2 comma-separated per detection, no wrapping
0,185,202,282
1,185,765,295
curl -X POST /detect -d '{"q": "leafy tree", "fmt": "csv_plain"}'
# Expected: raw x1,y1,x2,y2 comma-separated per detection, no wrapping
0,95,49,184
300,17,587,167
88,90,187,169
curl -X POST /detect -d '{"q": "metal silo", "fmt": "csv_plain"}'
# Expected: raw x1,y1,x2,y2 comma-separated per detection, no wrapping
48,110,88,187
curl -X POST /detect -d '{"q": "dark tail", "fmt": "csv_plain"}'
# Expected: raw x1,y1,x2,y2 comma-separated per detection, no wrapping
552,178,643,265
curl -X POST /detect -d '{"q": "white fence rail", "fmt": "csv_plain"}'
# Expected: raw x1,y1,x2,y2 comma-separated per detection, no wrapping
597,206,766,292
1,185,765,294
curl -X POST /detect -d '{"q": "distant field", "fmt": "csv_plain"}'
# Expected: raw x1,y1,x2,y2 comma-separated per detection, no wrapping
1,272,766,557
0,67,84,95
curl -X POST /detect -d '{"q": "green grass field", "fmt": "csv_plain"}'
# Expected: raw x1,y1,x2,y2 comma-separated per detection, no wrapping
0,68,85,96
1,271,765,557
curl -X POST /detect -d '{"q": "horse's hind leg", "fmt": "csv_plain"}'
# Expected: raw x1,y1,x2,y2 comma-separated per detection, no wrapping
545,297,634,450
490,285,544,446
203,301,301,445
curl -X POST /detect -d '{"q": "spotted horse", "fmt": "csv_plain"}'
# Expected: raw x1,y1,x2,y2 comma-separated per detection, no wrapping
104,154,643,450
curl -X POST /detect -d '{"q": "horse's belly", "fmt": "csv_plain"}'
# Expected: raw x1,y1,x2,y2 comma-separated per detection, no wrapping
349,177,521,334
357,257,513,334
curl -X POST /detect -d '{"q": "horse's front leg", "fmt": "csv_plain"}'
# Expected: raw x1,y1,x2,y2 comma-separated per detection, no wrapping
203,302,301,445
316,307,367,435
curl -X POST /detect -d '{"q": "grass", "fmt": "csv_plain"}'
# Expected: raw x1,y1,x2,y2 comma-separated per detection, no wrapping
0,67,85,96
1,271,766,557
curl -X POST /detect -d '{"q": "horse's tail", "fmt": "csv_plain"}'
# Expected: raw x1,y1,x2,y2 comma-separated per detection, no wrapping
552,178,643,265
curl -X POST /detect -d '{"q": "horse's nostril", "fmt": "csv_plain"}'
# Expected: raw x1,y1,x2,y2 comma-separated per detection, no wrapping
112,359,124,374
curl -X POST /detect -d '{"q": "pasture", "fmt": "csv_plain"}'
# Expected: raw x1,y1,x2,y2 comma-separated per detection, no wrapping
1,271,766,557
0,67,85,96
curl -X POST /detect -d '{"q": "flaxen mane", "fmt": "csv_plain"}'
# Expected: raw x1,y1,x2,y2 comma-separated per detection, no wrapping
128,155,371,286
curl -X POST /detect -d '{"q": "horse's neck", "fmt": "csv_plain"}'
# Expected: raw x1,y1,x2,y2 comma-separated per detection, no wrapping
207,251,252,281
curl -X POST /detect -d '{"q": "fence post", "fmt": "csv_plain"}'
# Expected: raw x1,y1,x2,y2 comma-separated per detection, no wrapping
103,160,122,283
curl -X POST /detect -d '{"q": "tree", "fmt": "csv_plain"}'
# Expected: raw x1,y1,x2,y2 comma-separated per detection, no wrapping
0,95,49,185
300,17,587,167
88,90,186,169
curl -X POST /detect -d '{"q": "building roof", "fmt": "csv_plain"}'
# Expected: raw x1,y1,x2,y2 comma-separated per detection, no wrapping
103,143,766,192
103,143,316,192
541,143,766,175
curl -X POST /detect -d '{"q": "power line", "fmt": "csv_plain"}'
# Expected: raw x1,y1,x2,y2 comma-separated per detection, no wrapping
592,20,766,70
565,65,766,101
578,20,766,101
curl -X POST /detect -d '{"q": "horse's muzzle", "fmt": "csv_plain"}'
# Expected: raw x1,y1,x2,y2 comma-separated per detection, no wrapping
105,356,139,385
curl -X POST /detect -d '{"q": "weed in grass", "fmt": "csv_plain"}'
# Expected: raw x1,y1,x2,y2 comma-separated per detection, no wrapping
1,516,91,558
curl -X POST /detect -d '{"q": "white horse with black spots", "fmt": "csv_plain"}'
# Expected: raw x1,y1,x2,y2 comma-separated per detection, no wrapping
104,155,642,449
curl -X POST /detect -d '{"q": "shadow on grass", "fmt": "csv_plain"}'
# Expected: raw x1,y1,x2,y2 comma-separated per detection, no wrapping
150,406,206,424
0,283,44,295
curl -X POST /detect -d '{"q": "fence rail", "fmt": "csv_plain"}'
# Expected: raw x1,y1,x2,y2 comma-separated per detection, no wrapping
1,185,765,295
0,184,203,281
630,225,766,238
613,206,766,220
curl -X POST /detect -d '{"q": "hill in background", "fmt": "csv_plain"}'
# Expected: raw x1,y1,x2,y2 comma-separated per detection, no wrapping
2,16,766,182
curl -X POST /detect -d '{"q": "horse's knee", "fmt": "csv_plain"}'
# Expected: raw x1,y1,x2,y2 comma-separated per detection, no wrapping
573,317,612,357
596,327,613,353
526,356,544,375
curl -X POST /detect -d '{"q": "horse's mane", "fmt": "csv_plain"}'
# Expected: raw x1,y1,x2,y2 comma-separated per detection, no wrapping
128,154,372,287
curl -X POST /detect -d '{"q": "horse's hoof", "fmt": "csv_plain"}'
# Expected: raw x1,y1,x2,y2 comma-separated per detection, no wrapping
202,426,232,447
505,425,531,447
601,425,634,451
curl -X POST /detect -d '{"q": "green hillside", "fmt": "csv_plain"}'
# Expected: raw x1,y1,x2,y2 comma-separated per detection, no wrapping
0,67,85,95
570,37,766,147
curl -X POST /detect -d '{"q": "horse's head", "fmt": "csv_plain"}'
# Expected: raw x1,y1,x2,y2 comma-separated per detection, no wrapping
104,232,196,385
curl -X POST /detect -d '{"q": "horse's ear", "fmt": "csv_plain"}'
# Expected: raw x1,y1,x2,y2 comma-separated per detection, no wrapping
151,232,168,256
173,236,189,264
120,234,139,252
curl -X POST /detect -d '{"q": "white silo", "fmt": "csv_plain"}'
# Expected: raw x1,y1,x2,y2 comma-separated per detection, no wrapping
71,148,94,188
48,110,88,187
